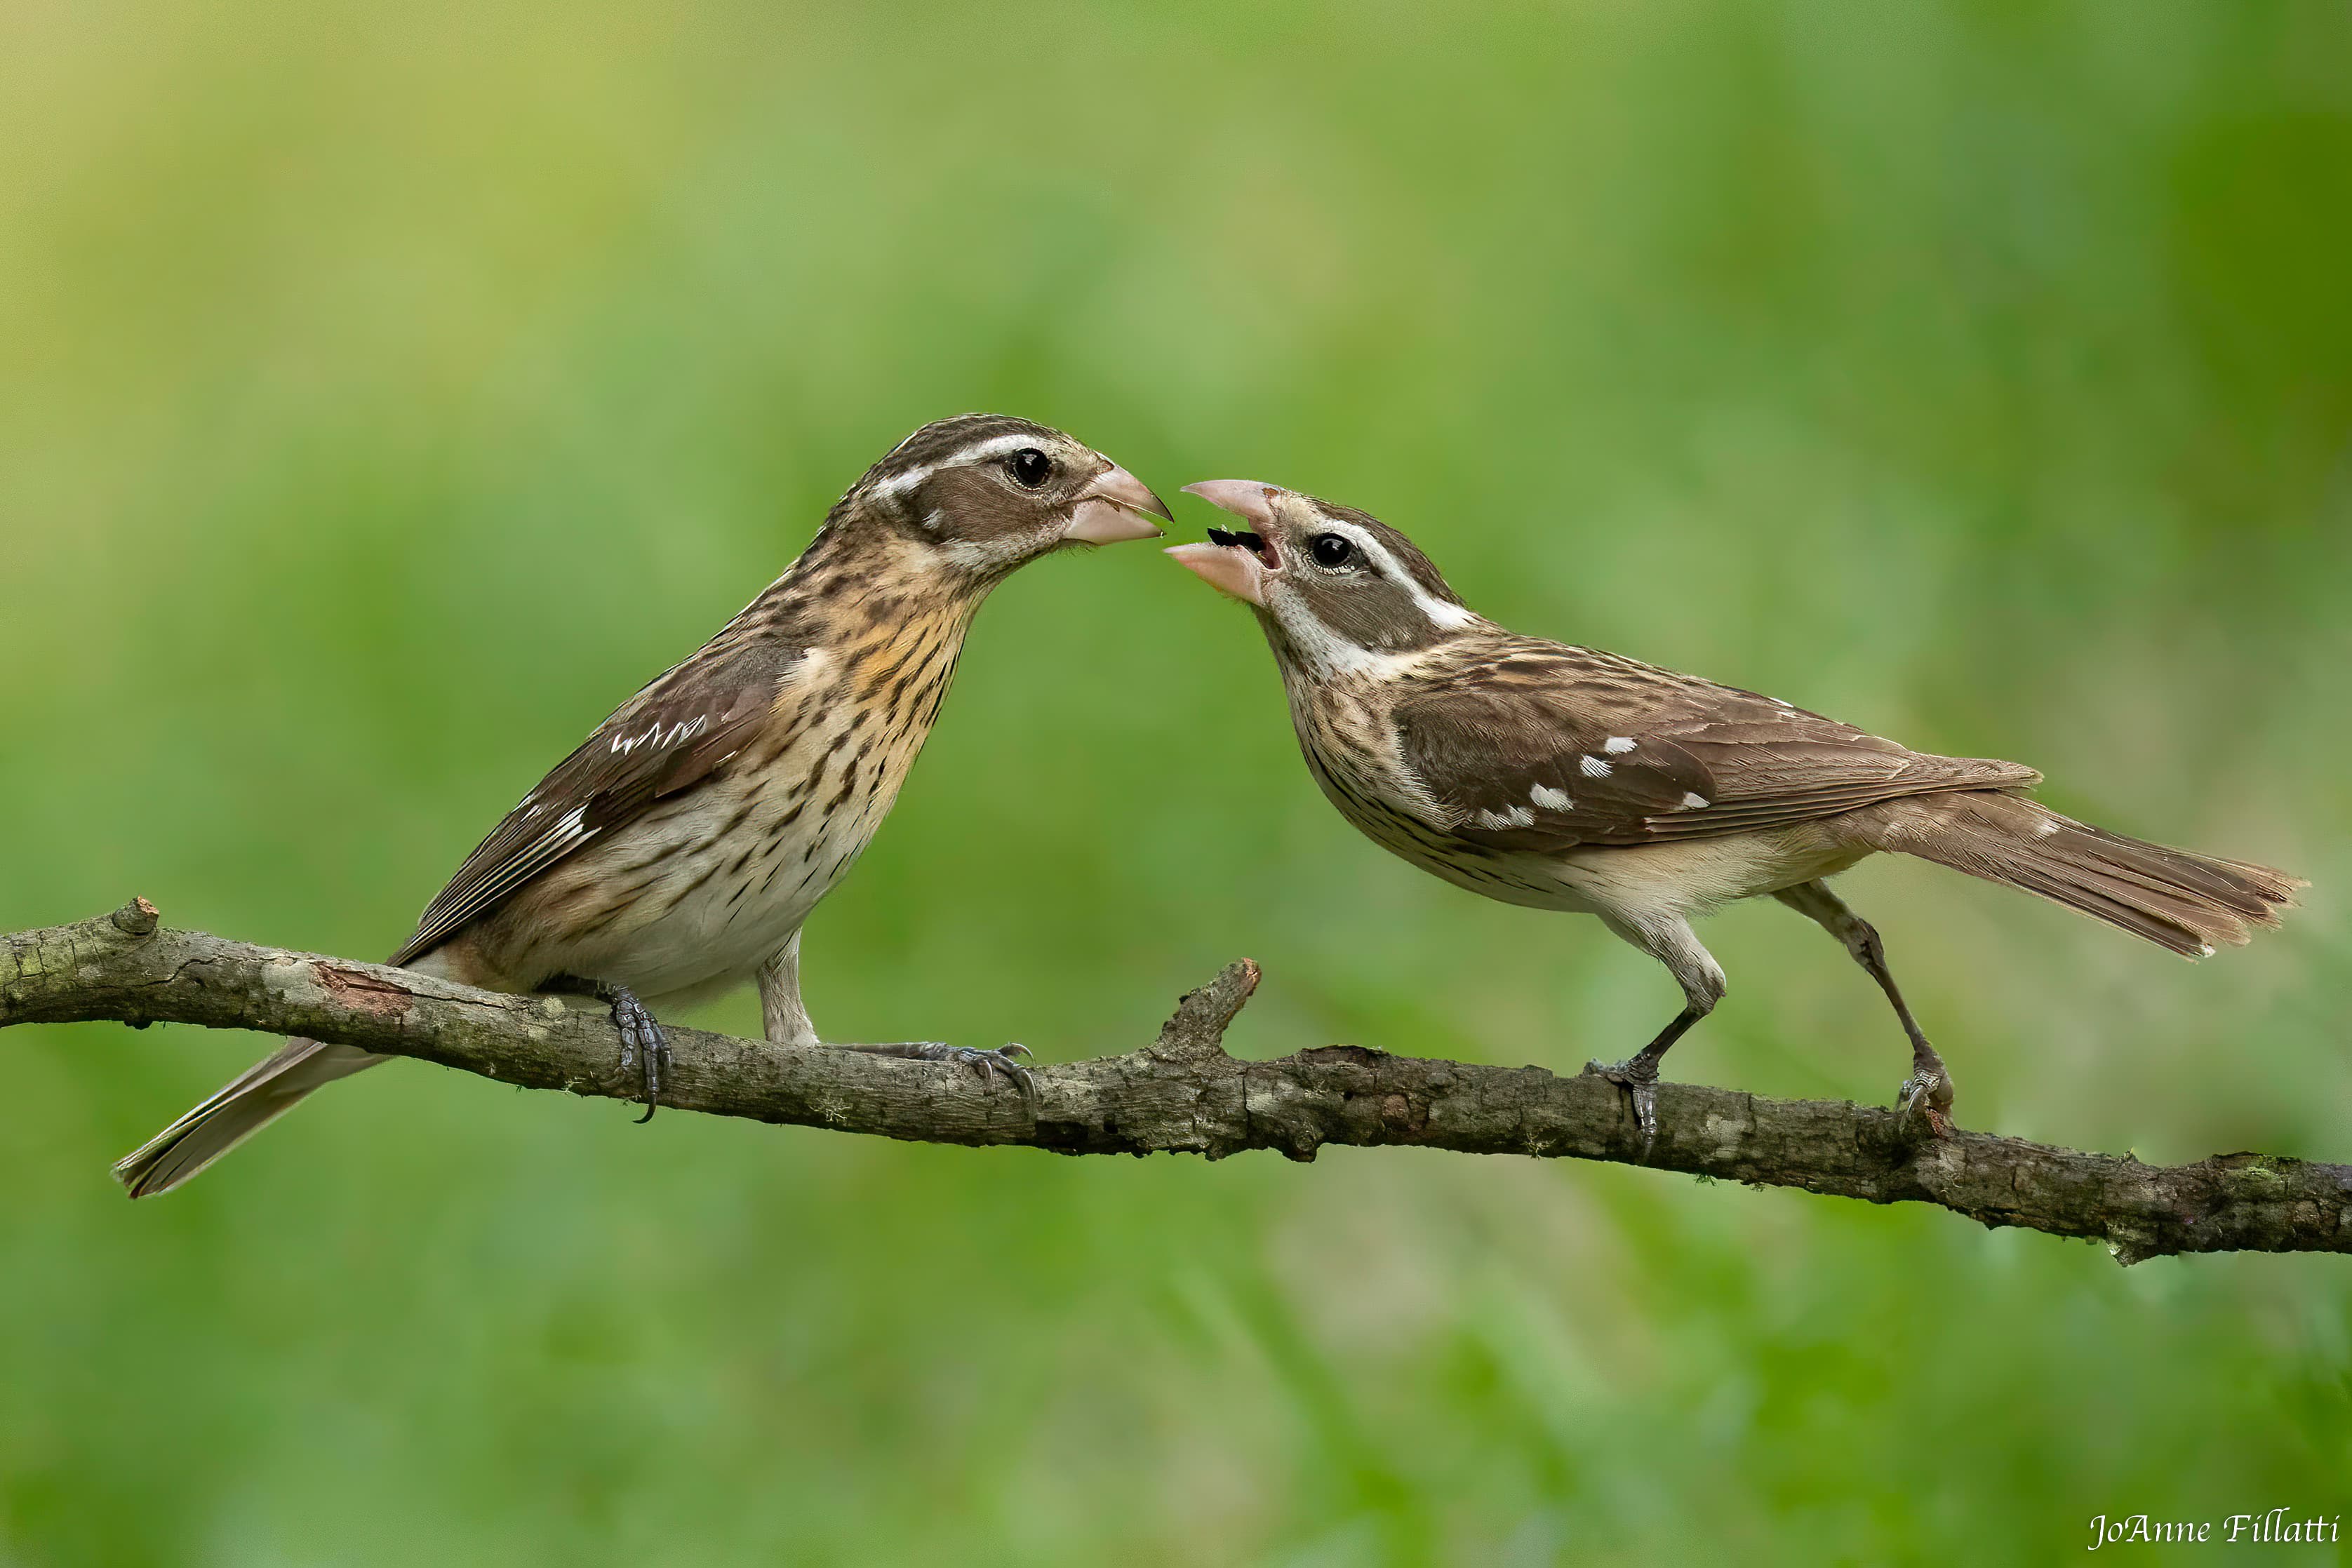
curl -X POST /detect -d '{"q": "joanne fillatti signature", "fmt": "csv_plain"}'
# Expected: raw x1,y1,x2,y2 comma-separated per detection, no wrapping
2088,1511,2340,1548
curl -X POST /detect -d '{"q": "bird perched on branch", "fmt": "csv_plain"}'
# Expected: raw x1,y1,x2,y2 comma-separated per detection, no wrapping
117,415,1169,1195
1170,481,2299,1148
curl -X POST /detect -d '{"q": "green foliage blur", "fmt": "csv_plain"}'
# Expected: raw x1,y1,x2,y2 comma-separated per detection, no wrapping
5,1,2349,1562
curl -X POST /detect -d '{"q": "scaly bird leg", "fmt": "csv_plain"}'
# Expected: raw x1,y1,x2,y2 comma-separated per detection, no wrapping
542,974,671,1122
837,1040,1036,1105
601,984,670,1124
1584,1006,1706,1158
1580,913,1728,1158
756,939,1036,1109
1774,880,1955,1138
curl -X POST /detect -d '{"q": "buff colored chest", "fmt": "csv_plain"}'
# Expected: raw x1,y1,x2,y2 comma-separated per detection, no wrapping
491,606,970,1005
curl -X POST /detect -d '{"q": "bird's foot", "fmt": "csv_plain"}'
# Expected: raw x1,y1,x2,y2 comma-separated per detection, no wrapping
603,984,670,1124
857,1042,1036,1107
1583,1054,1662,1157
1895,1059,1956,1140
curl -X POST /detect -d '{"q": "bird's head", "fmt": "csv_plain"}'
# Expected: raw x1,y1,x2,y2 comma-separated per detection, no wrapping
1169,481,1479,674
839,414,1169,581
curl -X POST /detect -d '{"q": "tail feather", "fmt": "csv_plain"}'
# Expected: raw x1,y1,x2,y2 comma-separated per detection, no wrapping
1855,791,2301,958
113,1039,385,1198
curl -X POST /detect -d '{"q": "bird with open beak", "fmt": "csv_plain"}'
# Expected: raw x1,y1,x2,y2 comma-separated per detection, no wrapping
116,415,1170,1195
1170,480,2299,1151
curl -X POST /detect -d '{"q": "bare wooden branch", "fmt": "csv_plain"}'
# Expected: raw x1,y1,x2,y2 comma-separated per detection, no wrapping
6,900,2345,1264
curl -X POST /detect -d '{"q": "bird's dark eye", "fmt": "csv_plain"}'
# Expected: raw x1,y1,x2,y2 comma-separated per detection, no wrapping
1310,533,1355,569
1007,448,1053,489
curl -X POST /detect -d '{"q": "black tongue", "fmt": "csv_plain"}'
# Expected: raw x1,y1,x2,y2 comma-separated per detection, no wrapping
1207,526,1267,551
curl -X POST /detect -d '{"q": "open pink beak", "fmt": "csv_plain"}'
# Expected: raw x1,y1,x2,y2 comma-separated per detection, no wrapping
1168,480,1289,606
1062,464,1172,544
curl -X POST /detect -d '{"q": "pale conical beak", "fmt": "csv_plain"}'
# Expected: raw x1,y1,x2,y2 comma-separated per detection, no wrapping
1168,479,1290,606
1164,542,1267,605
1063,464,1172,544
1180,479,1282,531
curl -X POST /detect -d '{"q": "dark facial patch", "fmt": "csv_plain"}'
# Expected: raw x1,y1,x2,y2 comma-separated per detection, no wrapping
1287,567,1446,654
1296,499,1464,609
838,413,1109,570
1262,495,1471,657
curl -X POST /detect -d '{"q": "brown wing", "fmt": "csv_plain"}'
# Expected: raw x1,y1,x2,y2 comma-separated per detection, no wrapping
1391,643,2039,851
389,634,810,966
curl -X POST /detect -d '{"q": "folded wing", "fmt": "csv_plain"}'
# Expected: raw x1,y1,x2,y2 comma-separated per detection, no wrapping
1391,643,2039,851
389,635,812,967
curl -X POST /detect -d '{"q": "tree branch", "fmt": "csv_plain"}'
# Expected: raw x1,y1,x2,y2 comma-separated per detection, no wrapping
6,900,2344,1264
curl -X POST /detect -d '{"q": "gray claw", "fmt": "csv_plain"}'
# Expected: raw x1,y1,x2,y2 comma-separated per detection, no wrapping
1895,1066,1956,1139
973,1045,1037,1105
897,1043,1036,1108
602,984,670,1124
1584,1057,1660,1157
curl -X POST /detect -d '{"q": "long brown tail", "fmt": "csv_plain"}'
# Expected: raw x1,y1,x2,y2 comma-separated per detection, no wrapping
113,1039,385,1198
1854,791,2301,957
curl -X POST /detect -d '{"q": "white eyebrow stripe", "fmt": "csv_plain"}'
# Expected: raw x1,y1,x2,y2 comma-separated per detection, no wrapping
868,434,1051,500
1420,596,1478,630
1311,518,1479,633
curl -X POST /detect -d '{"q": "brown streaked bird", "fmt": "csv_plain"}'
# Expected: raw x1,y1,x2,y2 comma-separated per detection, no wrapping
1170,480,2300,1148
115,415,1170,1196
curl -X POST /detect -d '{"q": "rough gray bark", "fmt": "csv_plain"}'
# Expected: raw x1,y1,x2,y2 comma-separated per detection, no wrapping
6,899,2344,1264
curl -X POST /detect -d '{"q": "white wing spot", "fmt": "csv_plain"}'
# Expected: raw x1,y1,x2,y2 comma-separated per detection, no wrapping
1603,737,1637,754
1476,805,1537,829
1579,755,1614,778
1680,793,1710,810
2034,817,2062,838
613,714,709,756
1530,784,1575,811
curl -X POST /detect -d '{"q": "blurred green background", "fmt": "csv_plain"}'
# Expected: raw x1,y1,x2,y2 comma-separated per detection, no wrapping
5,1,2350,1562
